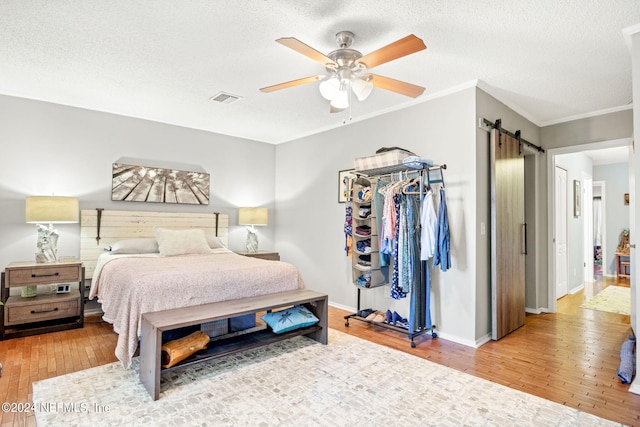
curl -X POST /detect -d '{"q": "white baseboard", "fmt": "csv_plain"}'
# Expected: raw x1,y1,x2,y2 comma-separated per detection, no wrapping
525,307,552,314
328,301,357,313
569,285,584,295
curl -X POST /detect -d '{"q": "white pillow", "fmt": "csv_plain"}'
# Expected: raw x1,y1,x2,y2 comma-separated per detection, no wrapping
108,238,159,254
206,236,226,249
154,228,212,257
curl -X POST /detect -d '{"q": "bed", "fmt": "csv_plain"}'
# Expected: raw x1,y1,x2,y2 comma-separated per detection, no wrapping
80,209,305,367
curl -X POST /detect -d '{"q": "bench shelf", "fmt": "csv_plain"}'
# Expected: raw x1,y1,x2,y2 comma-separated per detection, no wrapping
164,324,322,373
140,288,328,400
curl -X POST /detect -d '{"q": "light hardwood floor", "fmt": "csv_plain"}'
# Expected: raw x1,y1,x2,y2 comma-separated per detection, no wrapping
0,276,638,426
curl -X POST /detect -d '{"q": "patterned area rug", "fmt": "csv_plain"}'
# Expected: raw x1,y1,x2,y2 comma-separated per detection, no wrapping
32,330,619,426
580,286,631,315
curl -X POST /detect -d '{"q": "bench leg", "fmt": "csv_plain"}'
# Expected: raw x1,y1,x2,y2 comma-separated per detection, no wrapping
140,316,161,400
306,296,328,345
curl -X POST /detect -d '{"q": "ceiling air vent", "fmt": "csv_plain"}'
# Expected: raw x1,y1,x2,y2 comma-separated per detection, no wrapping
209,91,242,104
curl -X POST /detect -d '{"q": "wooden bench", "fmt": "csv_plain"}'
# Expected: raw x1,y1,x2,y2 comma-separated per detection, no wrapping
140,288,328,400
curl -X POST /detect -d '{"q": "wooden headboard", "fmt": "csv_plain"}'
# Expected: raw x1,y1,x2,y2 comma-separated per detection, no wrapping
80,209,229,279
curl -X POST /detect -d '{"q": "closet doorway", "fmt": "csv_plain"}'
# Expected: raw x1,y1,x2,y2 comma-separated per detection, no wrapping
547,138,631,312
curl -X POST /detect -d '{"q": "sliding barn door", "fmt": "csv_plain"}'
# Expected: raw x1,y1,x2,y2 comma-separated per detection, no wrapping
491,129,525,340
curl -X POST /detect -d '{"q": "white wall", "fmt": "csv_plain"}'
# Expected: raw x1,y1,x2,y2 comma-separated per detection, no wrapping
0,95,277,271
274,87,480,345
593,163,630,275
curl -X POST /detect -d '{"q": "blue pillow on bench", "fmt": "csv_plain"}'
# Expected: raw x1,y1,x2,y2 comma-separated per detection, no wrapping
261,305,319,334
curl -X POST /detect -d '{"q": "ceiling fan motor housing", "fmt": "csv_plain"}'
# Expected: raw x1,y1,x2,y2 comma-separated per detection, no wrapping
335,30,355,48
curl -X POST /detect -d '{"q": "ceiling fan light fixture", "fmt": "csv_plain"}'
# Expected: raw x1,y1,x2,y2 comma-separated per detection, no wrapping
351,78,373,101
319,77,339,100
330,89,349,109
261,31,427,113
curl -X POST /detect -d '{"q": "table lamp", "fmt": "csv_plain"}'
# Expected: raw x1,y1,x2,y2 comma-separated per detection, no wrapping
26,196,79,264
238,207,268,253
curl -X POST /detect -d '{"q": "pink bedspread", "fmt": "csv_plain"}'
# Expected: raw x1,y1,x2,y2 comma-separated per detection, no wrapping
90,251,305,367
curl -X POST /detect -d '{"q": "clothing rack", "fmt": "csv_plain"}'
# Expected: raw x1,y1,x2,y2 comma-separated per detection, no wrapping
355,163,447,192
345,164,445,347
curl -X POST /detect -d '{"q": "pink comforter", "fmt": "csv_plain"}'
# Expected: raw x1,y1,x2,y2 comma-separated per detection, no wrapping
90,250,305,367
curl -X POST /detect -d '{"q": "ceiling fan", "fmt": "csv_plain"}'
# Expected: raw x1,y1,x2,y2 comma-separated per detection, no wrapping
260,31,427,113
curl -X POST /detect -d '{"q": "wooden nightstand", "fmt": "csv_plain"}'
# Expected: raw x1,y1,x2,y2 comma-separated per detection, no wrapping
1,259,84,340
235,251,280,261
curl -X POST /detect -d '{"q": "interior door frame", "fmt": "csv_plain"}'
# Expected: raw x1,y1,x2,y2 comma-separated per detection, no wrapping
546,138,632,312
582,172,593,285
554,165,569,299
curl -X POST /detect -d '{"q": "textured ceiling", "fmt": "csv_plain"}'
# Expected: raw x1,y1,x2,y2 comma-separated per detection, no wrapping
1,1,639,144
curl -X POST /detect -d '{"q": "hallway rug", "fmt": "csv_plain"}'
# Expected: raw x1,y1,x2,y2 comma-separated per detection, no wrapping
32,329,619,426
580,285,631,315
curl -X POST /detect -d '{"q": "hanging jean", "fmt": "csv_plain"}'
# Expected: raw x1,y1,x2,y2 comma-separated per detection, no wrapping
423,260,432,330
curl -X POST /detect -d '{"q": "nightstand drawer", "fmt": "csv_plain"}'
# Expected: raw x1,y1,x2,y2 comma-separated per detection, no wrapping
5,264,82,287
4,294,80,326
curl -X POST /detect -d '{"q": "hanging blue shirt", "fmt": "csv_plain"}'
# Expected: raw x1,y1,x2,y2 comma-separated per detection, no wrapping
433,187,451,271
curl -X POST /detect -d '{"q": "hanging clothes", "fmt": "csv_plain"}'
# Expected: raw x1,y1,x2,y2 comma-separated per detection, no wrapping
390,192,406,299
433,187,451,271
344,204,352,256
420,190,437,260
373,178,391,277
406,188,428,332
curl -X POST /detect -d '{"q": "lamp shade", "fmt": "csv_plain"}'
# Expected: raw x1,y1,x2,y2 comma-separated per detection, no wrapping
25,196,79,223
319,77,339,101
238,207,268,226
351,78,373,101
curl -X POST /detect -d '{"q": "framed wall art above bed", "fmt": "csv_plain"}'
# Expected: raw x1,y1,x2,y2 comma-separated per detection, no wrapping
111,163,210,205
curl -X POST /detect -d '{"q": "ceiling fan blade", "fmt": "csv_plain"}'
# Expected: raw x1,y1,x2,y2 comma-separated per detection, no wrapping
368,74,425,98
356,34,426,69
329,105,346,114
260,75,324,93
276,37,337,66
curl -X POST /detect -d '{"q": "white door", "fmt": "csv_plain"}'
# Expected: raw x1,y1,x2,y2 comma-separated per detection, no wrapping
555,166,568,299
582,173,593,283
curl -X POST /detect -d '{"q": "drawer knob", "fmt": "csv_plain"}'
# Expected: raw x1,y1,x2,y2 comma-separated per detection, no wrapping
31,272,60,278
31,307,59,314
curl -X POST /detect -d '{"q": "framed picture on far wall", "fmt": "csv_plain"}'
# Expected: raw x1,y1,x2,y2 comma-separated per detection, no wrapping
112,163,210,205
338,169,356,203
573,180,581,217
